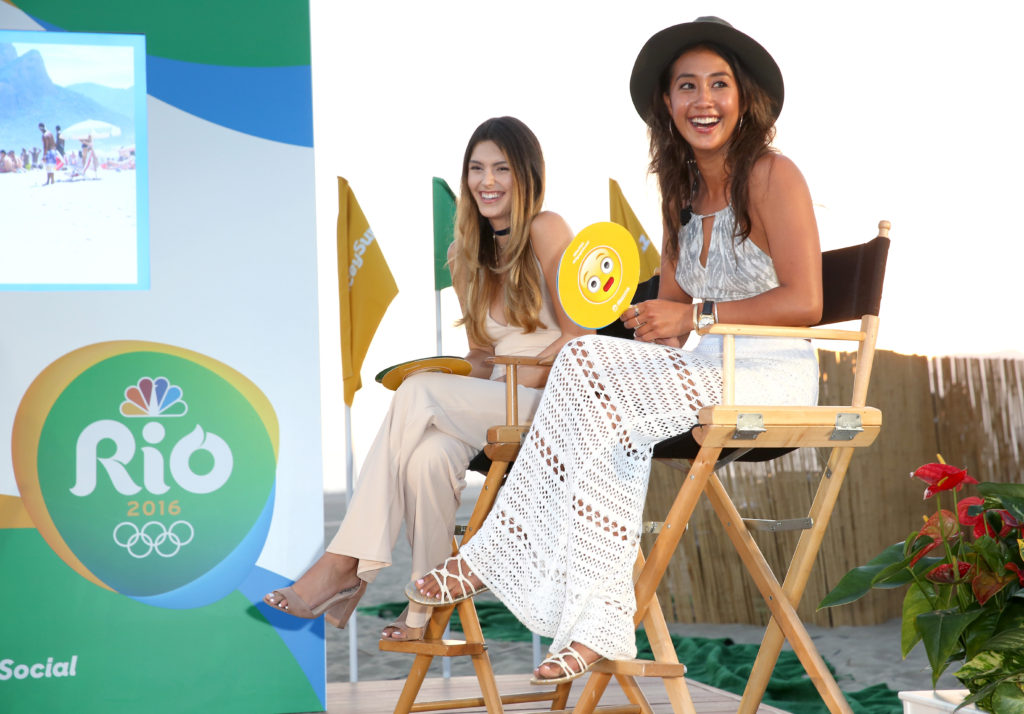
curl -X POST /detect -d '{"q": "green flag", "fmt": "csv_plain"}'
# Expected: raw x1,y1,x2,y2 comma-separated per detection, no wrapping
433,177,457,290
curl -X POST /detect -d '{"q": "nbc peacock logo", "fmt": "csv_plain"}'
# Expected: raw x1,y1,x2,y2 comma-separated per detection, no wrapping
12,341,279,609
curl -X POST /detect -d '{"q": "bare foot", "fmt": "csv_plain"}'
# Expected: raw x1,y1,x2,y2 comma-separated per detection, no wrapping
264,552,360,612
533,642,602,680
413,555,485,601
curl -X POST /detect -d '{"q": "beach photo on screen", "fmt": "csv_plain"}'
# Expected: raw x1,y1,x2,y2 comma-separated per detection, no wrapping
0,30,147,289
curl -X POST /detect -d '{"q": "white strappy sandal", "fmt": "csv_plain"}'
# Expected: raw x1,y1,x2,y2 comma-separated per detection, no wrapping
530,645,603,685
404,555,489,606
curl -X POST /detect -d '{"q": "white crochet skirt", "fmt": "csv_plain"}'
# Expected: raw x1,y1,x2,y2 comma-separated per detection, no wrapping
459,334,818,660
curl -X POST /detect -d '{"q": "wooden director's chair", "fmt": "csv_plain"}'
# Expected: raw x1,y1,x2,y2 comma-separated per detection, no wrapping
383,220,891,714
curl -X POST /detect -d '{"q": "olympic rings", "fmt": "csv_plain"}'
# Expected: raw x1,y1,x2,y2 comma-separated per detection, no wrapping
113,520,195,558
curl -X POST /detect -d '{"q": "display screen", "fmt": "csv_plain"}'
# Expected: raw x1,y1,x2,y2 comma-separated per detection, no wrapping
0,30,147,290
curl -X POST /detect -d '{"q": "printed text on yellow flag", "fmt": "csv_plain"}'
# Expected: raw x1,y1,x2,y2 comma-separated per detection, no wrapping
337,177,398,406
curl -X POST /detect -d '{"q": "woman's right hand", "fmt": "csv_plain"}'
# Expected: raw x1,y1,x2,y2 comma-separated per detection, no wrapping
619,299,691,344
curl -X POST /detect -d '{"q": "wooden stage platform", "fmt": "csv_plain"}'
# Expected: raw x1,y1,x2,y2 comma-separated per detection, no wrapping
320,673,791,713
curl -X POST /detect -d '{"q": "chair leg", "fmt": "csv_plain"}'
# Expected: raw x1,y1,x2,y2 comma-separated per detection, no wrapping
573,672,613,714
387,458,512,714
458,598,504,713
639,593,695,714
633,551,696,714
737,446,856,713
633,449,721,621
392,653,435,714
389,603,456,714
615,674,655,714
703,471,853,714
551,681,573,710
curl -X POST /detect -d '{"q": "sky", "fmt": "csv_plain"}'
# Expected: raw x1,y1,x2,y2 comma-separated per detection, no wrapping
309,0,1024,491
12,41,134,88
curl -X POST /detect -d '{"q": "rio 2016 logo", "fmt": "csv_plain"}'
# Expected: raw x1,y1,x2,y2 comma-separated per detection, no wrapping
12,341,278,609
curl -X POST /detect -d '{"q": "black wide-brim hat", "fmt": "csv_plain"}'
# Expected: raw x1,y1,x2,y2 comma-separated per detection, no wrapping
629,16,784,123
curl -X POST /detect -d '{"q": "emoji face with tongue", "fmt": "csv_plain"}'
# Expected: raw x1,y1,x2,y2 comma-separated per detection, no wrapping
557,222,640,329
578,247,624,305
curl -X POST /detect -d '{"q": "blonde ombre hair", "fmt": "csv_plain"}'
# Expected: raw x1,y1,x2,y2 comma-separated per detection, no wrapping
451,117,547,347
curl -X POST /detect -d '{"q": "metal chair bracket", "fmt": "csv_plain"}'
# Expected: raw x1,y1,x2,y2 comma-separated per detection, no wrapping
830,412,863,441
733,413,766,440
743,517,814,532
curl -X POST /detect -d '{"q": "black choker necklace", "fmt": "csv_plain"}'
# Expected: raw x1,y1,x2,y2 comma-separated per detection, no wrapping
493,227,510,237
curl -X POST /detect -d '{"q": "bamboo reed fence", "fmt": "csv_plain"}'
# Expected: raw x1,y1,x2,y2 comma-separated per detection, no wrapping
643,349,1024,627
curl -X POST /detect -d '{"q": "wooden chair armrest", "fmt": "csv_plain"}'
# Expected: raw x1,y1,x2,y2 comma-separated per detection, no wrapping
700,323,865,342
489,354,556,366
487,354,555,428
697,315,879,405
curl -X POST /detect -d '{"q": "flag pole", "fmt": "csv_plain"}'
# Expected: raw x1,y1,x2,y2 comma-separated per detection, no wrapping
345,403,358,683
337,177,397,685
435,291,443,354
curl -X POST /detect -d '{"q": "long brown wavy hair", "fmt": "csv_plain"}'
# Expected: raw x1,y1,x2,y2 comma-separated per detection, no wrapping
647,42,778,262
451,117,547,347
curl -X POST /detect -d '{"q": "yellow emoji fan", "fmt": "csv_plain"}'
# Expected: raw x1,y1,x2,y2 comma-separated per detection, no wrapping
557,222,640,328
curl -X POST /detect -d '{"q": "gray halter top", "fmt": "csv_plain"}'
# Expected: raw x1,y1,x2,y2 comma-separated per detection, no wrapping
674,205,778,301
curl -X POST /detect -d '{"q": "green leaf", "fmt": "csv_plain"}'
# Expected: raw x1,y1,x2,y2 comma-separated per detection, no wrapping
991,682,1024,714
963,607,1001,660
997,601,1024,630
983,627,1024,652
917,608,985,686
902,583,933,657
957,678,1001,712
957,650,1004,684
971,535,1006,573
819,542,910,608
956,647,1024,712
978,483,1024,523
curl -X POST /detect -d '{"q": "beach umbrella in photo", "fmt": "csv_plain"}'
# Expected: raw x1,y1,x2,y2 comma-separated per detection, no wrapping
62,120,122,140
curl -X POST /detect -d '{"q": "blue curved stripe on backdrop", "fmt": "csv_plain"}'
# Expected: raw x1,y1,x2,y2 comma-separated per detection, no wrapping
14,13,312,146
147,55,313,147
242,565,326,707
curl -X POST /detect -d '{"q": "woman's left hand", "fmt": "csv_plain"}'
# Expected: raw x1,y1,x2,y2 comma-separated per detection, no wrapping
619,300,689,343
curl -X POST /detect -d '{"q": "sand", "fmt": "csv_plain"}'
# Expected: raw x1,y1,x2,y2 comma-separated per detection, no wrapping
323,486,961,694
0,166,140,286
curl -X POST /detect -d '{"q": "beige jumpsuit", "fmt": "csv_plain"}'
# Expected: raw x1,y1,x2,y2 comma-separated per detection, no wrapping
328,276,561,628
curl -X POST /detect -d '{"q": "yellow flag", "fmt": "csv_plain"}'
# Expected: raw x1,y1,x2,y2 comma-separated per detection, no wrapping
338,177,398,406
609,179,660,282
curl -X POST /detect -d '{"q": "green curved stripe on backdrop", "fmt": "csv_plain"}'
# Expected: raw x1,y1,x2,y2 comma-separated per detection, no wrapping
11,0,310,66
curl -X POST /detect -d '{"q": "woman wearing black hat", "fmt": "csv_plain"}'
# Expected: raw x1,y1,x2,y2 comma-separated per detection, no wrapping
409,17,822,683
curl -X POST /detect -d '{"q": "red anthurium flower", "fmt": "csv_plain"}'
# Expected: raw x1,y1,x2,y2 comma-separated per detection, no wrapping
910,510,959,566
958,497,994,538
1006,563,1024,587
912,463,978,499
926,561,973,584
957,498,1014,538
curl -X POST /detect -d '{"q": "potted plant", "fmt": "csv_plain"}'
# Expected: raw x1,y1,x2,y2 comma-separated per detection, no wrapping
820,459,1024,712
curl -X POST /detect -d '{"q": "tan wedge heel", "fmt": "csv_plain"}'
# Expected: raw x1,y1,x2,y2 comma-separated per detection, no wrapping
324,580,367,629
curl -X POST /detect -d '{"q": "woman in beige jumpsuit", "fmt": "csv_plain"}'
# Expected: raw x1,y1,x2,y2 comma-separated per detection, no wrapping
264,116,589,640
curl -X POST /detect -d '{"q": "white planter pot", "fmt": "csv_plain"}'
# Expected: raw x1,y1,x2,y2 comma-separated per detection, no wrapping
899,690,983,714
